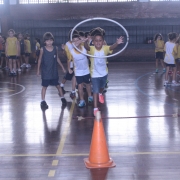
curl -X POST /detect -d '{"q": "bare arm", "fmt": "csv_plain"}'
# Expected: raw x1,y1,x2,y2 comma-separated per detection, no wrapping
5,42,8,57
109,36,124,51
37,48,43,76
68,60,73,74
84,38,90,51
57,47,66,73
16,40,20,56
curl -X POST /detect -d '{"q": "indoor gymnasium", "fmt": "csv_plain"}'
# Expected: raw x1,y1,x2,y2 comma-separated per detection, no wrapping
1,0,180,179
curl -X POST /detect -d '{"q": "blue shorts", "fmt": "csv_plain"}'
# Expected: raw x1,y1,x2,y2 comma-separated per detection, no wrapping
8,56,17,60
155,52,164,59
25,53,31,57
42,79,59,87
91,75,107,93
76,74,91,85
165,63,176,68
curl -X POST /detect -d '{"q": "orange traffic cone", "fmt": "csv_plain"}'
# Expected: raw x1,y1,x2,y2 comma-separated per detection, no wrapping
84,111,116,169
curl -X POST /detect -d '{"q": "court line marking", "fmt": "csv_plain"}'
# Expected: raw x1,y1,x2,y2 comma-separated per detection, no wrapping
135,72,180,109
56,99,76,155
1,151,180,157
52,160,59,166
74,114,179,120
48,170,56,177
0,88,15,92
0,82,25,98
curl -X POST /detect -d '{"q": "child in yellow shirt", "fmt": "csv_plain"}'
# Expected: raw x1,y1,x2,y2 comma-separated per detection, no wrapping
154,33,165,73
5,29,19,76
24,34,31,68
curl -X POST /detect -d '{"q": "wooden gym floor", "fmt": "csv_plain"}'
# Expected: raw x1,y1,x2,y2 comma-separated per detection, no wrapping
0,62,180,180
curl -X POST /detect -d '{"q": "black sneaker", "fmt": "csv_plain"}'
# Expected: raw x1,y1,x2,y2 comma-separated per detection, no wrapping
13,72,17,76
9,72,14,76
61,98,67,107
41,101,48,110
61,87,66,94
70,92,76,99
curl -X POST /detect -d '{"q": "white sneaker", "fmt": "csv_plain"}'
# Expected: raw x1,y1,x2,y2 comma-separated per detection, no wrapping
18,68,21,72
164,81,168,86
26,64,31,68
172,81,179,86
21,63,26,68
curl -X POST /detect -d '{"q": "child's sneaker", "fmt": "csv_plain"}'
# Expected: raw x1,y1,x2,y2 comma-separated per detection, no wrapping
172,81,179,86
163,68,166,72
155,69,158,73
164,81,168,86
18,68,21,72
21,63,26,68
41,101,48,110
9,71,13,76
78,100,86,108
26,64,31,68
13,72,17,76
70,92,76,99
88,96,93,104
61,97,67,107
94,108,99,117
99,93,104,104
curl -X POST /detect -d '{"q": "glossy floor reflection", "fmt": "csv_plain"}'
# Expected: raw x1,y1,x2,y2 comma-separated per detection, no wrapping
0,62,180,180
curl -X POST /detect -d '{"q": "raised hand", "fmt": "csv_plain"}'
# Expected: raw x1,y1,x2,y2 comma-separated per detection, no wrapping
116,36,124,44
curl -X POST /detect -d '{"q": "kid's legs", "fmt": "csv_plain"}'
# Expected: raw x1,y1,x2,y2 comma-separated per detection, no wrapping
20,54,26,68
40,84,66,110
25,54,31,68
78,82,93,108
9,58,17,76
17,58,21,72
56,85,67,106
164,65,177,86
41,86,48,110
156,59,165,73
70,75,76,99
92,75,107,116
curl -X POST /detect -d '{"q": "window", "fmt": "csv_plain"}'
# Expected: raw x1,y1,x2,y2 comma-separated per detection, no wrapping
0,0,3,4
19,0,137,3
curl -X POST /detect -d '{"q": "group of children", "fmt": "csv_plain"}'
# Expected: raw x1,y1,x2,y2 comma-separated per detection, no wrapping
37,28,123,116
0,29,41,76
2,28,180,115
154,32,180,86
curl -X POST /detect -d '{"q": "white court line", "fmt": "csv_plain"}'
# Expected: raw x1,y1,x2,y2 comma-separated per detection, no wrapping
0,82,25,98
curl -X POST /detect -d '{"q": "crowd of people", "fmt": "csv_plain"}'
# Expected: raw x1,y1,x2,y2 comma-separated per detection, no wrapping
154,32,180,86
0,30,40,75
0,28,123,116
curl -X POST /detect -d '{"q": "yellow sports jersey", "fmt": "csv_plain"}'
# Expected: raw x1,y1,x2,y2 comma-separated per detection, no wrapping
155,40,164,52
25,39,31,53
88,45,112,77
65,41,73,61
36,42,40,50
6,37,18,56
175,45,180,59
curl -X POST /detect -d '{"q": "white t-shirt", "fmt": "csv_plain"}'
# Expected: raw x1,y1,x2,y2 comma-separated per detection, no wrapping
70,46,90,76
164,42,177,64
